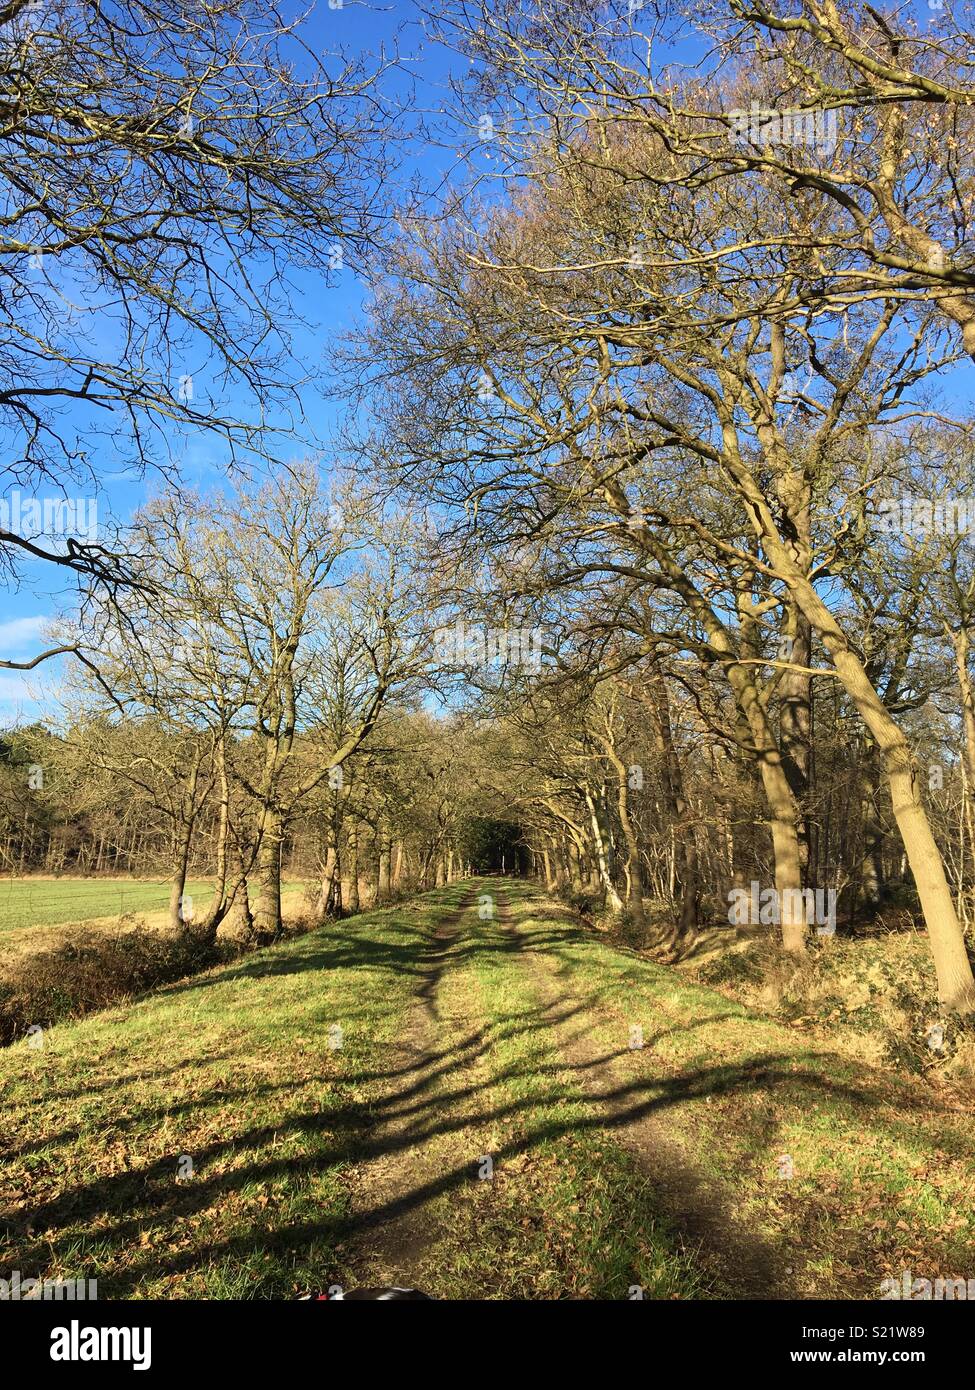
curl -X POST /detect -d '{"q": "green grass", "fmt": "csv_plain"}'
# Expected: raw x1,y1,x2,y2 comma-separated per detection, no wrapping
1,890,453,1298
0,881,705,1300
496,880,975,1297
3,877,973,1300
0,877,306,931
427,907,706,1298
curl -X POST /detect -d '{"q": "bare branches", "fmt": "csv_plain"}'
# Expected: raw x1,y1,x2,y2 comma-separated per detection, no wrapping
0,0,398,664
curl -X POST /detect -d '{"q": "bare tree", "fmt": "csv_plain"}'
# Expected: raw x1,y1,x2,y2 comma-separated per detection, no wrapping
0,0,393,667
355,3,975,1005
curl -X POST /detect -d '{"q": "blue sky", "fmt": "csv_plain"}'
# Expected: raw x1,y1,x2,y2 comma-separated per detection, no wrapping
0,0,462,719
1,0,972,720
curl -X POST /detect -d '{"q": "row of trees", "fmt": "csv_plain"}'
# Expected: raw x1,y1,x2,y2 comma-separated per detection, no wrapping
3,0,975,1015
2,467,478,938
341,0,975,1009
475,658,974,951
0,705,479,933
7,603,971,967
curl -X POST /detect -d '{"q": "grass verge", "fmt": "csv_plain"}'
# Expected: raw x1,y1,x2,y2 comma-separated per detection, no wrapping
496,880,975,1298
0,891,451,1298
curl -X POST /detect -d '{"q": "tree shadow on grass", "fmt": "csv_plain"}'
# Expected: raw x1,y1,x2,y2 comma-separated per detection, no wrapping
8,889,974,1299
11,1017,969,1299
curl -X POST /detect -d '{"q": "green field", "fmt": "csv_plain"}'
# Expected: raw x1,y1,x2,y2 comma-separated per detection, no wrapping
3,878,973,1299
0,877,306,932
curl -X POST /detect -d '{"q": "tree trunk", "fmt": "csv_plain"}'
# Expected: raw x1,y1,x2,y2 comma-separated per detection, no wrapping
858,741,885,910
608,752,645,923
168,755,200,932
647,661,700,941
253,808,284,939
226,834,254,937
541,843,556,889
376,834,392,903
952,623,975,789
761,532,975,1009
778,609,813,884
347,819,361,913
725,663,806,952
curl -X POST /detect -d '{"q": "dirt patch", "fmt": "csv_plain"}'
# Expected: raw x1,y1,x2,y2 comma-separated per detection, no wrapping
337,889,478,1294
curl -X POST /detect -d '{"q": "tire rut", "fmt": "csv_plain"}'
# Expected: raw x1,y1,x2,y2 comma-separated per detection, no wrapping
338,888,480,1293
493,887,802,1300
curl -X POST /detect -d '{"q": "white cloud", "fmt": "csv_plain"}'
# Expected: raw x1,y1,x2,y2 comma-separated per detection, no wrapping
0,613,51,653
0,617,63,715
0,672,35,702
0,671,64,721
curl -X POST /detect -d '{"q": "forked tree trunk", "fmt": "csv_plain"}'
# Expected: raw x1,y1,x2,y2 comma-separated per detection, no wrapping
585,788,625,914
223,833,254,938
168,753,201,932
317,808,343,918
599,731,646,924
199,734,238,943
